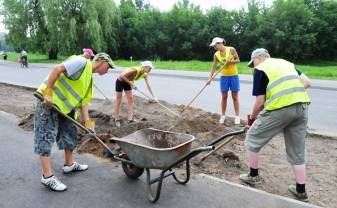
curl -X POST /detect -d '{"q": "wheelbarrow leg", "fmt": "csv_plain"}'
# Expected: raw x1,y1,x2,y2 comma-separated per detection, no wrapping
172,159,190,184
146,168,164,203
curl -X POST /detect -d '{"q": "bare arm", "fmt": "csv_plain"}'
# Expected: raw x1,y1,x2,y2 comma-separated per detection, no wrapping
300,73,311,89
227,47,240,64
207,55,218,85
80,104,90,122
144,77,155,97
46,64,66,89
250,95,265,119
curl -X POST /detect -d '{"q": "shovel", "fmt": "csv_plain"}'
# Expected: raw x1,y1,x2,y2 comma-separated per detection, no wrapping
33,92,117,157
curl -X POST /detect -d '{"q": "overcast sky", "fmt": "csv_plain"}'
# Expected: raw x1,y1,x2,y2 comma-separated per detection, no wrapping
0,0,273,33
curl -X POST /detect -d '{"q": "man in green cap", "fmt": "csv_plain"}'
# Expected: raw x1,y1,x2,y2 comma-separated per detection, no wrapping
34,52,114,191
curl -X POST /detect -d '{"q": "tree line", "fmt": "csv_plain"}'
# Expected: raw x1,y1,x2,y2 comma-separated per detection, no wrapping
1,0,336,62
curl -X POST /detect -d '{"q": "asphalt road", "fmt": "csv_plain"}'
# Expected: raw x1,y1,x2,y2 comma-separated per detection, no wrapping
0,60,336,137
0,111,318,208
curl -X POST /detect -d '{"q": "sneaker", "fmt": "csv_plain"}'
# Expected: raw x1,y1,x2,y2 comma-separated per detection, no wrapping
235,116,241,125
63,162,88,174
219,115,226,124
128,119,135,124
41,175,67,191
115,120,121,128
239,173,262,185
288,184,309,202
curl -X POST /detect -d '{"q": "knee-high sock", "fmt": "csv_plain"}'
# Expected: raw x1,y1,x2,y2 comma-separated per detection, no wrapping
292,164,306,184
248,151,259,169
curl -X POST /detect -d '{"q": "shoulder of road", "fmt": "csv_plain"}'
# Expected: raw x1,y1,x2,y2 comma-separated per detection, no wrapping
1,61,337,91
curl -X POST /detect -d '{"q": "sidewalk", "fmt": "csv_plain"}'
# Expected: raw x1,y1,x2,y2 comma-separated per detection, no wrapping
0,111,320,208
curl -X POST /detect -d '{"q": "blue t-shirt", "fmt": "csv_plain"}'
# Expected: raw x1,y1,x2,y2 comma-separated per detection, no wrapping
252,68,302,96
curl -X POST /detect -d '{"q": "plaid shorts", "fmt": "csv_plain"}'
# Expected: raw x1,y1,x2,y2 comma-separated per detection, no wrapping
34,100,78,156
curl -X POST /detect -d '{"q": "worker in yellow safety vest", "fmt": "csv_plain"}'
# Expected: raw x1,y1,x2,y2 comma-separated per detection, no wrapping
114,61,157,128
34,52,115,192
240,48,311,202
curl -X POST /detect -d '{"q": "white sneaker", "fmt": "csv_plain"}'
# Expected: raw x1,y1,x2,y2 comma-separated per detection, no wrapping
63,161,88,174
235,116,241,125
219,115,226,124
41,175,67,191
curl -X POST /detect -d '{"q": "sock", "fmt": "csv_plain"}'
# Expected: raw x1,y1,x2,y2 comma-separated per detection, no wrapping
296,183,306,193
250,168,259,177
64,163,74,167
43,174,54,179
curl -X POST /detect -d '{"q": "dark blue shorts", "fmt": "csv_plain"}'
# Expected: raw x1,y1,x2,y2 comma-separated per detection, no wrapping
220,75,240,93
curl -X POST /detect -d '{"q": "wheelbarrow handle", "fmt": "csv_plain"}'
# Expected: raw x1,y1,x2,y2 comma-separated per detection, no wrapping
207,128,247,146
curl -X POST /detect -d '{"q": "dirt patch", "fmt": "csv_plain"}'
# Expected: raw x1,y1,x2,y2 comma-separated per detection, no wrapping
1,82,337,207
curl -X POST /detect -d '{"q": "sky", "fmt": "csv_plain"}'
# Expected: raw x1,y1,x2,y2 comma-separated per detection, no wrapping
0,0,273,33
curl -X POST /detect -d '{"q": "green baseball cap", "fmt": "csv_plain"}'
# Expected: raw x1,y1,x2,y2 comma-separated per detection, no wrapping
93,53,115,68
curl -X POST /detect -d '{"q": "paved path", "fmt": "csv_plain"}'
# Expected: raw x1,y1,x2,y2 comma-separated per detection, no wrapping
0,111,319,208
0,60,336,137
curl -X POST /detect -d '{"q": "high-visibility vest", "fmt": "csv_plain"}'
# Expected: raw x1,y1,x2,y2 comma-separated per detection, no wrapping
256,58,310,110
130,66,147,82
215,47,238,76
37,56,93,114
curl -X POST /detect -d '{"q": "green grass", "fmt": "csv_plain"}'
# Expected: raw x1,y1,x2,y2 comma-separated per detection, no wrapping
6,52,66,64
4,52,337,80
116,59,337,80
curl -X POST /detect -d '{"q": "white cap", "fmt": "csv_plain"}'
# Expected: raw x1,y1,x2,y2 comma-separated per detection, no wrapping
247,48,270,68
141,60,154,69
209,37,224,47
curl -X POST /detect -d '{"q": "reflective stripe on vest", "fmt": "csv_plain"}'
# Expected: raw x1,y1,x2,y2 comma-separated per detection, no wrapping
256,58,310,110
37,56,93,114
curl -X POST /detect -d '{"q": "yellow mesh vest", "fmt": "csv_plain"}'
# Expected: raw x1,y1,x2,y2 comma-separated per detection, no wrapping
37,57,93,114
256,58,310,110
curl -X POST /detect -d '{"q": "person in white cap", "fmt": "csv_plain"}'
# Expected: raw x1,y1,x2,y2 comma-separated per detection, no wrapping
240,48,311,202
114,61,157,127
207,37,241,125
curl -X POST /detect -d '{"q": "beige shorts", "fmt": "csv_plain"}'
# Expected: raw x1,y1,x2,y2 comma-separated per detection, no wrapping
246,103,308,165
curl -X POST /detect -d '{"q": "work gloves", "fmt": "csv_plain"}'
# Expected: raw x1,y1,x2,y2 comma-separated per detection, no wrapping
84,120,96,135
42,87,54,109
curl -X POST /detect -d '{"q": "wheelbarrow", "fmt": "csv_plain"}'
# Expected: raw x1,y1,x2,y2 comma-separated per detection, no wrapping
110,128,246,203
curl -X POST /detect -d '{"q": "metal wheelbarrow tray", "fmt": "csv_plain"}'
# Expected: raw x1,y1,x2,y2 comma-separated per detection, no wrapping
111,128,246,203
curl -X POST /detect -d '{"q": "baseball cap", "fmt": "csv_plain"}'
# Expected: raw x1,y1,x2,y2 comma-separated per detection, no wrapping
247,48,270,68
83,48,95,57
209,37,224,47
141,60,154,69
93,53,115,68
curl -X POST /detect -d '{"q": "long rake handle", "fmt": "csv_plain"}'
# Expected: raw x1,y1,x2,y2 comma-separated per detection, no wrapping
33,92,114,154
94,83,109,100
135,88,181,117
182,68,222,113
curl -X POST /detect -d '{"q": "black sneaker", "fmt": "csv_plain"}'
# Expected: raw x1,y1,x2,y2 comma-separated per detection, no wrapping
288,184,309,202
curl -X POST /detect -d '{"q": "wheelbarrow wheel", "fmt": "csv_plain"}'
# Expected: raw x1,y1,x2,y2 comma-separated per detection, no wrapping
121,155,144,179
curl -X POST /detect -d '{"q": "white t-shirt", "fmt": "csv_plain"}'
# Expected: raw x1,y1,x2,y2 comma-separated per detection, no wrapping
62,56,87,80
20,51,28,57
